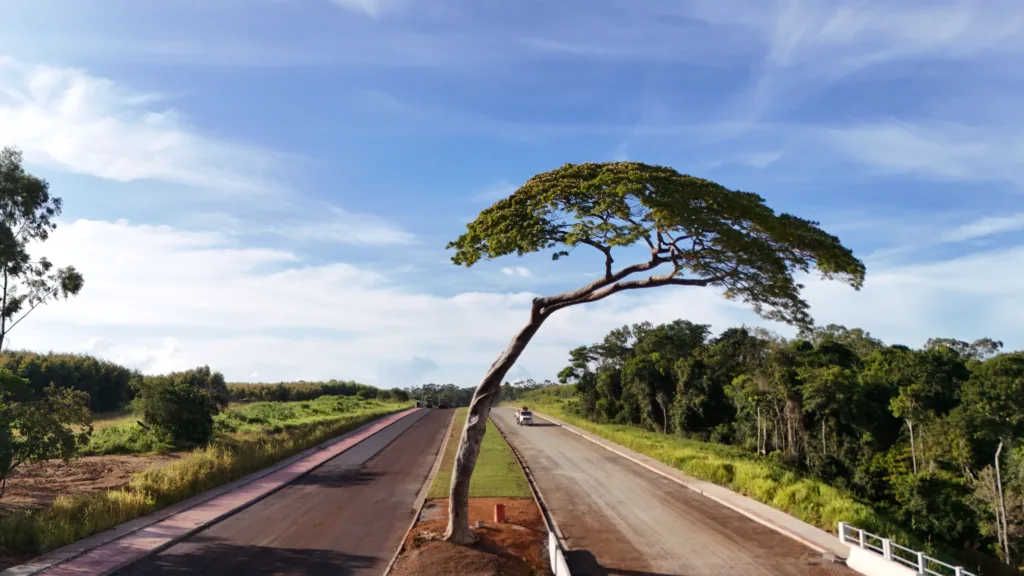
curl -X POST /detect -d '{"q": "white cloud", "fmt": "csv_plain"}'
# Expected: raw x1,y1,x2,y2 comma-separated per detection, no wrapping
940,213,1024,243
0,57,282,193
10,218,1022,387
754,0,1024,75
501,266,532,278
471,181,517,203
270,207,416,246
825,121,1024,185
328,0,406,18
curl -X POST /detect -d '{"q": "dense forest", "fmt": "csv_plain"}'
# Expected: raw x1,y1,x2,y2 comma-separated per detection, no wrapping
555,320,1023,569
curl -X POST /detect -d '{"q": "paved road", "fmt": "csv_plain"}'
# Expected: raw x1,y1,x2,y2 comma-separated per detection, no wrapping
116,409,452,576
493,407,850,576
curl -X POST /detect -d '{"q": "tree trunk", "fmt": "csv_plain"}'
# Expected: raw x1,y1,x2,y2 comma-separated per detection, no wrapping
995,438,1010,564
443,309,547,544
907,418,918,475
785,401,797,457
821,418,827,457
756,405,762,455
0,267,8,353
661,402,668,434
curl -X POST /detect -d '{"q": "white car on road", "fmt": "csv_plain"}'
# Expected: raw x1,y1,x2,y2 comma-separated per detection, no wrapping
515,407,533,426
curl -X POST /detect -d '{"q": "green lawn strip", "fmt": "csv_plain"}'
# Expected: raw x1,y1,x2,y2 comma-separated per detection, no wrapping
0,402,411,557
428,408,531,499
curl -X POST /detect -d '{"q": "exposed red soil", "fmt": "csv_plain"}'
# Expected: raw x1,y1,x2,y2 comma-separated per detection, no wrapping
390,497,549,576
0,454,180,571
0,454,181,514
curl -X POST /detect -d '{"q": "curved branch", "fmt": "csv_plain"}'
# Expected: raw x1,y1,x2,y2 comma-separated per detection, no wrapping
578,238,614,278
536,255,667,311
540,271,722,317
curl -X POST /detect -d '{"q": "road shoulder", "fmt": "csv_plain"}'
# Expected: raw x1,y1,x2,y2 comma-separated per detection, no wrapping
5,408,423,576
534,409,850,561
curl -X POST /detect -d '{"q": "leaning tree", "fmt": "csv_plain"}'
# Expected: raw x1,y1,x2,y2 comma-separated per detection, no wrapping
442,161,866,544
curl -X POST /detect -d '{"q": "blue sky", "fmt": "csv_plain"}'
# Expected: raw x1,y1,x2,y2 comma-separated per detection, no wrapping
0,0,1021,387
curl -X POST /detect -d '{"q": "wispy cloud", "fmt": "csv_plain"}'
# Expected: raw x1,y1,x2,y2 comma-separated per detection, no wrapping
271,207,416,246
940,213,1024,243
825,121,1024,185
471,181,517,203
328,0,403,18
0,57,284,193
501,266,532,278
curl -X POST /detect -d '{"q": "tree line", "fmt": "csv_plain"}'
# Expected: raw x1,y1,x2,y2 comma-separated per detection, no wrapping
557,320,1023,568
226,380,396,403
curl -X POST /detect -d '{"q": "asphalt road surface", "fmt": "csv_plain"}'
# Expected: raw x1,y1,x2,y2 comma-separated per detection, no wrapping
115,409,452,576
493,407,851,576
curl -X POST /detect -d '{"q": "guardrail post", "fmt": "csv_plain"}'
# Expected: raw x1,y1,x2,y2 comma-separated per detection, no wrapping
858,528,865,548
917,552,926,574
954,568,963,576
838,522,846,542
882,539,892,561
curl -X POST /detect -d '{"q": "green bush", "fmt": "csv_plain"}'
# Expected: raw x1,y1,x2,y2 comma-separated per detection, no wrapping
82,423,172,456
131,368,226,448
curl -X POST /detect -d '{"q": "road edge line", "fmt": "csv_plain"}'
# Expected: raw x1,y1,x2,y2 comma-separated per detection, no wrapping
492,410,570,571
534,410,842,561
11,407,421,576
383,408,456,576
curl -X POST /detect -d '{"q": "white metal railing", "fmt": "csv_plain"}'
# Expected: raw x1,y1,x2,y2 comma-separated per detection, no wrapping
838,522,976,576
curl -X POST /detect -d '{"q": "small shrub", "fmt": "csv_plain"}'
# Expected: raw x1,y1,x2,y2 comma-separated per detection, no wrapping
132,370,226,448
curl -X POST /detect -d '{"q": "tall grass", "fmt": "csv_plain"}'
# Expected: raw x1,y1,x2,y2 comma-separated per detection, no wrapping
82,396,398,455
0,401,406,556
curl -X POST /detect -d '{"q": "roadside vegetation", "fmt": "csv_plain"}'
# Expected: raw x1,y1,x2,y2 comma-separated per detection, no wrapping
519,320,1023,573
428,408,531,499
0,334,412,565
0,392,407,557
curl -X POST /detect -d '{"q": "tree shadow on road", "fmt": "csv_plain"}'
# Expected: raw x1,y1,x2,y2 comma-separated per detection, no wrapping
113,538,381,576
292,469,383,488
565,549,680,576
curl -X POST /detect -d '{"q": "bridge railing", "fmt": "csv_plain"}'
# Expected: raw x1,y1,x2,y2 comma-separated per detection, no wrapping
838,522,975,576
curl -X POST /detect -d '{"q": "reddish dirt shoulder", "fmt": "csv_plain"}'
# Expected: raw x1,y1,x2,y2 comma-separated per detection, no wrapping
0,454,180,571
390,497,549,576
1,454,180,514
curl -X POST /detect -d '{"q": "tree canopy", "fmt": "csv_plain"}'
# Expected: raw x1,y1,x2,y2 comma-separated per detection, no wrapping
448,162,865,328
443,162,866,545
0,147,84,351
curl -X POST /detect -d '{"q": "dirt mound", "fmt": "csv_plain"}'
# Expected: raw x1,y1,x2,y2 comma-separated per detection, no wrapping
392,539,534,576
391,497,549,576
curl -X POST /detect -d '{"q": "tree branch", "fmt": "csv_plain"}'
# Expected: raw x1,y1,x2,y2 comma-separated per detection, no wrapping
578,238,614,278
536,255,667,312
4,283,62,337
540,271,721,317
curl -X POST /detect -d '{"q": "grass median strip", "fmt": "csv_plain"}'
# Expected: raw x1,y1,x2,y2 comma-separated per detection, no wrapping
427,408,531,499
